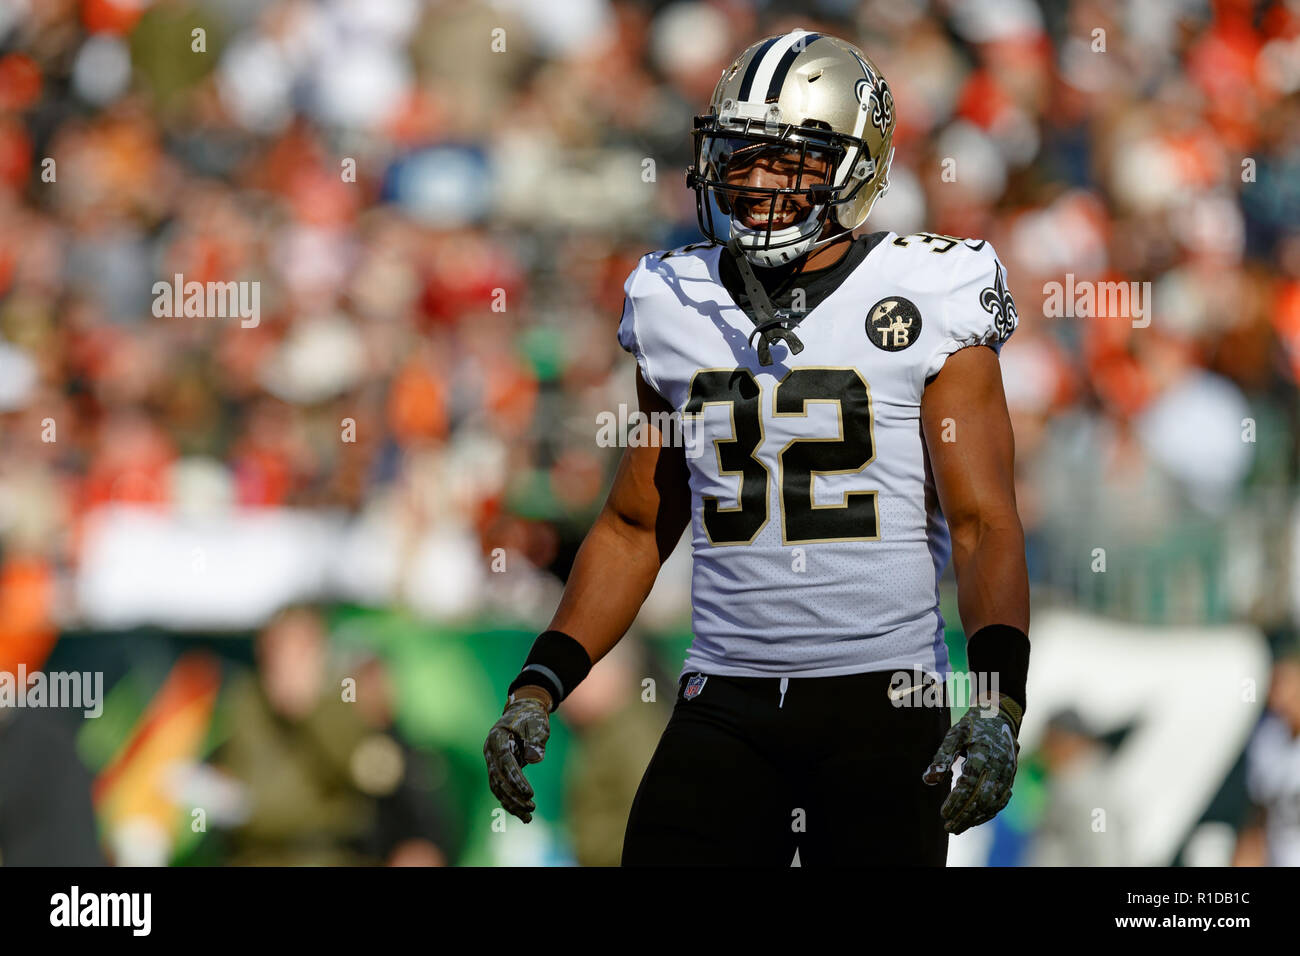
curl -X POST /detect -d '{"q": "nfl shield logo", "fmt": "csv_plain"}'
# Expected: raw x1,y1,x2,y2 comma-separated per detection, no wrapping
684,674,708,700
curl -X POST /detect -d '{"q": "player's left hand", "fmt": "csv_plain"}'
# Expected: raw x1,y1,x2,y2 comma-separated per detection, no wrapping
484,688,552,823
922,695,1022,834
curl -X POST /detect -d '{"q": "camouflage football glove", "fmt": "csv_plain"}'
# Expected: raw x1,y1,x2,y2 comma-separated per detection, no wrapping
922,695,1022,834
483,688,552,823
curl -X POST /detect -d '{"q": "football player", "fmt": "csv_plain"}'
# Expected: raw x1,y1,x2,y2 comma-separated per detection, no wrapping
484,29,1030,865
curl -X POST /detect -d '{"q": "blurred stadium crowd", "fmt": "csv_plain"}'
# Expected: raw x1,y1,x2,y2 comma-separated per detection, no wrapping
1,0,1299,866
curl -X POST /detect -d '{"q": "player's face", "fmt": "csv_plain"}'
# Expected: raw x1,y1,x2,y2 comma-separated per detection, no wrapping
716,141,834,230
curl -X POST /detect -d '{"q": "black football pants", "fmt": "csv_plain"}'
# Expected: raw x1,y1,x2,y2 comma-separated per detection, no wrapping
621,669,952,866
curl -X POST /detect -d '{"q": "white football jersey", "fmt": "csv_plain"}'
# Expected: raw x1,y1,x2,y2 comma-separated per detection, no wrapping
617,232,1018,680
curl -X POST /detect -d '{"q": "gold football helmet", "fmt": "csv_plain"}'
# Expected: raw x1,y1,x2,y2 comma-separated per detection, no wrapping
687,29,896,266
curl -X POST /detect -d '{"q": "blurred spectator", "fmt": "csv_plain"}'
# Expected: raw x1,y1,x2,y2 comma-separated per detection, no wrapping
1025,708,1129,866
560,636,668,866
1235,636,1300,866
209,606,454,865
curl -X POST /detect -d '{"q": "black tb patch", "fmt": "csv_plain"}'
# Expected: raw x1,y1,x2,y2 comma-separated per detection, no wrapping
865,296,922,352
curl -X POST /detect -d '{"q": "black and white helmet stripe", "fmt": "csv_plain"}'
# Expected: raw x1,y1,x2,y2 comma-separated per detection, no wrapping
737,31,823,104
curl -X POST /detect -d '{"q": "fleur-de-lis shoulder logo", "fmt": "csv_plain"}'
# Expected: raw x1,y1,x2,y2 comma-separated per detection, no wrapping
979,261,1018,340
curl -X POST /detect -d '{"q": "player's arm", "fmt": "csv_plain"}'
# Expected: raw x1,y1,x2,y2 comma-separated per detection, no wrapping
484,367,691,822
919,343,1031,833
921,344,1029,638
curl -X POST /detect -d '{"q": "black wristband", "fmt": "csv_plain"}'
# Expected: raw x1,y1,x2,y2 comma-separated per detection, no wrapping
965,624,1030,715
507,630,592,713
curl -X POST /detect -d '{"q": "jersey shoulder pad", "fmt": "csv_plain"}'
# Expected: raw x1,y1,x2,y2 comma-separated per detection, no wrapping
616,240,720,350
652,240,717,262
882,233,1018,381
616,247,692,397
616,254,649,360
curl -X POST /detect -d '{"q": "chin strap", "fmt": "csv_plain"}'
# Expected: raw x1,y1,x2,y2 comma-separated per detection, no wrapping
726,236,805,367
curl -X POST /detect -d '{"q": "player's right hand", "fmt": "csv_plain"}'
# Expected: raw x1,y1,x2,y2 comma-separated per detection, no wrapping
483,687,552,823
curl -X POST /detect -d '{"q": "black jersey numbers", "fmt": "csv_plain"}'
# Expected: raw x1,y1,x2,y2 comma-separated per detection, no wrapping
775,368,879,543
892,231,961,253
893,231,987,253
683,369,769,545
683,367,878,546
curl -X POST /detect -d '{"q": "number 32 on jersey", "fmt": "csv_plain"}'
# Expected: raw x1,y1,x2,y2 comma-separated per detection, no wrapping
681,366,879,547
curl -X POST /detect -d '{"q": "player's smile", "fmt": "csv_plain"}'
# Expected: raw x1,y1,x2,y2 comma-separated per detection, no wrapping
723,148,832,230
734,199,803,229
